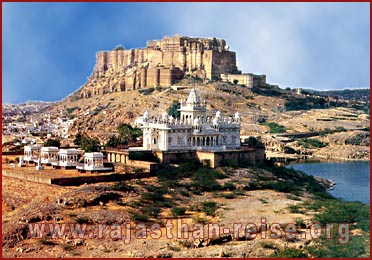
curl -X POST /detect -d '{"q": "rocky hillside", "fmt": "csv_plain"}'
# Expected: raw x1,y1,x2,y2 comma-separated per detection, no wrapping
49,81,284,136
47,79,368,137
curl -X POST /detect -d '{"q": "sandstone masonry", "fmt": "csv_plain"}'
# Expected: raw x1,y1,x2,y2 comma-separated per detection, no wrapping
73,35,266,100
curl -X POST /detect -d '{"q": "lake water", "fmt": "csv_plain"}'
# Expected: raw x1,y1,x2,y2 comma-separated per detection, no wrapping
287,161,370,204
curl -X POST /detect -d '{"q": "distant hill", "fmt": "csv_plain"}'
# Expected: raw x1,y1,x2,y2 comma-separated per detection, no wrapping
303,88,370,102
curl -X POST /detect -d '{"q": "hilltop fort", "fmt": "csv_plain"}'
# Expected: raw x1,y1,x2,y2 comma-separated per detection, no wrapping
71,35,266,100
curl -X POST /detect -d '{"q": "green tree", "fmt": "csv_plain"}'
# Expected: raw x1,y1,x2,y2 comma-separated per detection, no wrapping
233,79,239,85
44,138,61,147
243,136,258,148
73,132,84,146
171,207,186,217
167,100,181,119
74,132,100,152
117,123,142,143
202,201,218,216
104,124,142,148
105,135,128,148
81,136,100,152
271,248,307,258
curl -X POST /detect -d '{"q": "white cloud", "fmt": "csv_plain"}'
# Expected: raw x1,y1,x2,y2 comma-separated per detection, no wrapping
2,2,369,103
154,3,313,87
157,2,369,89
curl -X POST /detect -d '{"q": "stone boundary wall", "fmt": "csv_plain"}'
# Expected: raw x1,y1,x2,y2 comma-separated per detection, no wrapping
125,159,159,172
154,148,265,168
2,169,152,186
2,151,23,156
2,170,52,184
51,172,152,186
154,150,196,164
105,150,159,173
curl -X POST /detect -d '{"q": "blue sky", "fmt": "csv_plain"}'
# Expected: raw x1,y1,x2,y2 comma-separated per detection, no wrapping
2,2,370,104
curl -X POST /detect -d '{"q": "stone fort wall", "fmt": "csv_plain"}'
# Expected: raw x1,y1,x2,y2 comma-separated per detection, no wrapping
75,35,240,99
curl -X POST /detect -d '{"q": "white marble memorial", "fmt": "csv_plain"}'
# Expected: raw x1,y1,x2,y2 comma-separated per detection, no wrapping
140,88,241,152
23,145,41,163
76,152,112,172
52,148,79,168
40,146,59,165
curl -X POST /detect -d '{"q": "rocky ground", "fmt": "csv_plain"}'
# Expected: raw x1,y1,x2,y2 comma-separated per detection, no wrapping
1,176,71,215
2,164,320,258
